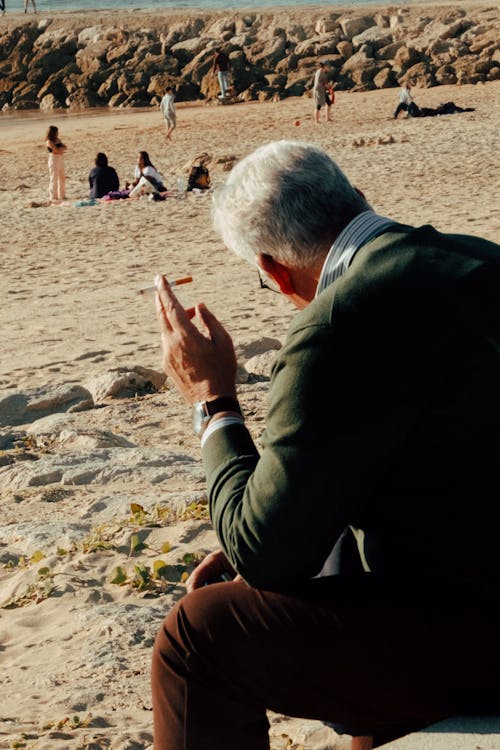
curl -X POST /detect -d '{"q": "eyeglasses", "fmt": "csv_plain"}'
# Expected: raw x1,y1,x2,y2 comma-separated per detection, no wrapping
257,268,281,294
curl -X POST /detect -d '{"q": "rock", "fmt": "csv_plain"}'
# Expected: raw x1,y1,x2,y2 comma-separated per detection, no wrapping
0,385,94,428
0,430,26,450
0,8,495,109
29,413,79,436
170,36,208,63
376,41,404,61
0,447,203,489
33,28,78,57
404,61,435,87
393,45,423,73
373,66,395,88
236,337,282,360
75,41,109,75
338,15,374,40
336,41,353,59
314,16,339,35
84,366,166,403
207,17,236,37
341,48,385,85
352,26,393,51
244,350,279,379
434,64,457,85
39,93,64,110
57,429,135,450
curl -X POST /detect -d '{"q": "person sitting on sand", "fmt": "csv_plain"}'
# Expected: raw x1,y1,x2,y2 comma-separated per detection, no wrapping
151,140,500,750
127,151,166,198
88,152,119,199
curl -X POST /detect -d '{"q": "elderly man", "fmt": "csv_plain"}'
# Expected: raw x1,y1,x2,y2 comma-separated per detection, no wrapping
151,141,500,750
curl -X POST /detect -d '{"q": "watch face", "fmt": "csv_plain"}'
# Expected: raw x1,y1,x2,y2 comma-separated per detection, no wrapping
192,402,209,436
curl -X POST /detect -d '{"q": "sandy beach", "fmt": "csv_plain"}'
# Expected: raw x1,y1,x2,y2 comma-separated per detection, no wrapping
1,59,499,749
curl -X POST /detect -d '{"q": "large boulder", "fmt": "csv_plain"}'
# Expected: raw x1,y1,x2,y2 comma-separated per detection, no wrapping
84,366,166,403
352,26,393,51
39,93,65,109
373,66,395,88
170,35,208,63
376,41,404,60
404,61,435,87
33,28,78,57
0,385,94,428
338,15,374,40
434,64,457,85
27,50,73,83
341,46,385,85
314,15,340,34
75,40,109,75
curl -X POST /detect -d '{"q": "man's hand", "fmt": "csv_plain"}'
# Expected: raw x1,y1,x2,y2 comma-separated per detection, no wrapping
185,549,240,593
155,275,238,405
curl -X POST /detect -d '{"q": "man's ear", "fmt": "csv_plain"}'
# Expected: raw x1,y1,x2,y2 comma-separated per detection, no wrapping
256,253,295,295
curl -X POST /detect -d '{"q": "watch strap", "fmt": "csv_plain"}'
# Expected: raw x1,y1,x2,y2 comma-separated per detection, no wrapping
203,397,242,417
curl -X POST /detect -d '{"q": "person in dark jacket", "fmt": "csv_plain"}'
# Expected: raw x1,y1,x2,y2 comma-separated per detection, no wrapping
88,152,119,199
151,141,500,750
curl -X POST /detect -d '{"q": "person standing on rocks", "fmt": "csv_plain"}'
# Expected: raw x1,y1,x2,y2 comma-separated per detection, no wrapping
24,0,36,12
160,86,177,141
313,61,332,124
211,47,231,99
45,125,67,202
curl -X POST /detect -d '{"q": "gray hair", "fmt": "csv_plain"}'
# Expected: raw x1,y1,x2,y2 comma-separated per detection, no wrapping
212,140,370,269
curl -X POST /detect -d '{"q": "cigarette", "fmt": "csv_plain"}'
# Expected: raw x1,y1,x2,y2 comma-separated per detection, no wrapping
138,275,193,295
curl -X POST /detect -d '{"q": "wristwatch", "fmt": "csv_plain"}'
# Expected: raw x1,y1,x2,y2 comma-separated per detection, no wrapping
192,397,242,436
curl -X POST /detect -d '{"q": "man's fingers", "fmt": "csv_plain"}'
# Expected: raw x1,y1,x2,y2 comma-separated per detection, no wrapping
155,275,194,332
197,303,230,343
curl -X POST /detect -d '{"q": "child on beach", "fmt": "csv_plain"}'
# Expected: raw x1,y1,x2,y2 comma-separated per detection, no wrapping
45,125,67,202
160,87,176,141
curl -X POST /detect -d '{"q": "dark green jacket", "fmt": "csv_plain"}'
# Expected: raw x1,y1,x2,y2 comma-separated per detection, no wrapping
202,224,500,589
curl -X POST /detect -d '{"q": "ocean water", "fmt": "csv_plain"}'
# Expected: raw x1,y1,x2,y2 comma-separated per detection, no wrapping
5,0,383,13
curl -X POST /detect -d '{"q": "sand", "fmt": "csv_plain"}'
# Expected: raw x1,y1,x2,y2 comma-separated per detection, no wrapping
0,74,499,750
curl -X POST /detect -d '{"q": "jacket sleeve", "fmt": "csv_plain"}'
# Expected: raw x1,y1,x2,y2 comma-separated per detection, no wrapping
201,307,403,589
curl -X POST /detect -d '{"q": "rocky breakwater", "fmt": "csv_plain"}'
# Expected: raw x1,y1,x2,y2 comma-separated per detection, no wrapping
0,4,499,111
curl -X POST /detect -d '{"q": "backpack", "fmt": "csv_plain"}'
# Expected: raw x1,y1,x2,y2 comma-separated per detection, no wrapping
187,165,211,191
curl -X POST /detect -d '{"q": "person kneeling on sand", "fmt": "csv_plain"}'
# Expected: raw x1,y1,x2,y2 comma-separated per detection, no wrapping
151,140,500,750
127,151,166,198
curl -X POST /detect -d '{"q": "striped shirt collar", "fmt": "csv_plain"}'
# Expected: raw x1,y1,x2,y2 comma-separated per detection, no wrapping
316,210,395,296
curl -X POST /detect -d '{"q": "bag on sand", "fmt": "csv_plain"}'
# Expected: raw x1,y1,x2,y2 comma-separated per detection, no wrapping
187,165,211,191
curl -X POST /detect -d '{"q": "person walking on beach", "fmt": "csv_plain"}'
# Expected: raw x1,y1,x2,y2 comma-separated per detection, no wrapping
151,140,500,750
313,61,332,123
211,47,231,99
24,0,36,12
160,86,176,141
0,0,5,16
45,125,66,201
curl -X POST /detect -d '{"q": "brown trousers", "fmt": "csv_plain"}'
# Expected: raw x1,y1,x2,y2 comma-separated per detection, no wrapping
151,573,500,749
